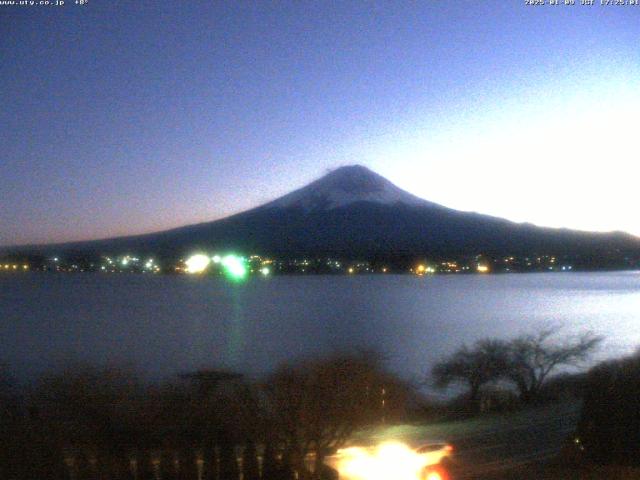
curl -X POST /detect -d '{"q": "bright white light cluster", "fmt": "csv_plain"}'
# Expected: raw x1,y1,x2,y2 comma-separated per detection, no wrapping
333,442,431,480
184,253,248,279
185,254,210,274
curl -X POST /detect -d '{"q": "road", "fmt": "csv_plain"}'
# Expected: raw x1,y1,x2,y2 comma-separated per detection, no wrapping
356,401,581,479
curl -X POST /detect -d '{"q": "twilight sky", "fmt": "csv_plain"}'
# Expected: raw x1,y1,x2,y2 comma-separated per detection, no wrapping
1,1,639,246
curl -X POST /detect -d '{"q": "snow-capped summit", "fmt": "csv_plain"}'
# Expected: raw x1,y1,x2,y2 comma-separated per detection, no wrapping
264,165,431,211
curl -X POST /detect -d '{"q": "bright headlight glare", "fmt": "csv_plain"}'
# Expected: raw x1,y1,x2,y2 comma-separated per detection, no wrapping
334,442,430,480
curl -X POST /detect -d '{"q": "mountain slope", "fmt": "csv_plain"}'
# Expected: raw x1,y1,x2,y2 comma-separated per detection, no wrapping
5,165,640,261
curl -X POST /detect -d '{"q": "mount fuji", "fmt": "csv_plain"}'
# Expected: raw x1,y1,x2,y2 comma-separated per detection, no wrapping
6,165,640,263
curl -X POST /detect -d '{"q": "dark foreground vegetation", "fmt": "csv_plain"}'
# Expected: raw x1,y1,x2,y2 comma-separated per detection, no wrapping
575,349,640,467
0,351,414,480
456,347,640,479
1,335,638,480
430,329,602,415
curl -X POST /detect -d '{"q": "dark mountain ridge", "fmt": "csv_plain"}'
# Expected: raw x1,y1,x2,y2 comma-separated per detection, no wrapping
3,166,639,264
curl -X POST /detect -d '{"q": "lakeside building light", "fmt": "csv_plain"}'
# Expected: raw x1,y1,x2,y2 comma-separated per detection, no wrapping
221,254,247,280
477,264,489,273
185,254,211,274
260,267,270,276
416,264,435,275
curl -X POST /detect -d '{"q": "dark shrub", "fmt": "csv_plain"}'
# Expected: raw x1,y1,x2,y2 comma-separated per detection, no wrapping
577,351,640,466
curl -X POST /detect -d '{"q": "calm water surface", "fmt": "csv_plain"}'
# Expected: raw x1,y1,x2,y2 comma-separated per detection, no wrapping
1,272,639,382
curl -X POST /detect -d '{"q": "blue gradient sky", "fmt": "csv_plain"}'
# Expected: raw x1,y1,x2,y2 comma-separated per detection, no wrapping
2,2,639,246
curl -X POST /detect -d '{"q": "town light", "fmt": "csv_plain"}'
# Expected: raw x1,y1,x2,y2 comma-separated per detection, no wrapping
221,254,247,280
185,254,211,274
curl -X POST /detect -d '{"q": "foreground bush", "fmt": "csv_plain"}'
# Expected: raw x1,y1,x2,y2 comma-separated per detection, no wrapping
576,350,640,466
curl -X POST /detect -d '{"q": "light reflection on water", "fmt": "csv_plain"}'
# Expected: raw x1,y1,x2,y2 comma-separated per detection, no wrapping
0,271,638,381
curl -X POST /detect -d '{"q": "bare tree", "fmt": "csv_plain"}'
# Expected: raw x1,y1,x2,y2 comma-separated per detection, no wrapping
264,351,409,479
505,329,602,404
431,339,509,410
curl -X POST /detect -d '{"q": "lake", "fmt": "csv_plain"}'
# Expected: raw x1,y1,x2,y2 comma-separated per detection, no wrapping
1,272,639,385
